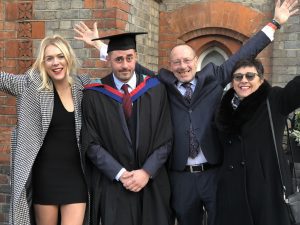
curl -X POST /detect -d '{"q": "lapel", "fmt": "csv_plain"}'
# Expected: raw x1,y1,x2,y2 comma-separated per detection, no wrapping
102,73,116,88
170,83,186,104
40,89,54,140
72,77,85,141
29,69,53,140
164,72,189,106
190,71,206,105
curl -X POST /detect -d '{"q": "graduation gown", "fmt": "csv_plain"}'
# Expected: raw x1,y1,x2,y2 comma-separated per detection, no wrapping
81,73,173,225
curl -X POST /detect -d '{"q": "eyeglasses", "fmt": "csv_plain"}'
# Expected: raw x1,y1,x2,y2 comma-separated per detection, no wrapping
232,72,260,82
171,57,196,66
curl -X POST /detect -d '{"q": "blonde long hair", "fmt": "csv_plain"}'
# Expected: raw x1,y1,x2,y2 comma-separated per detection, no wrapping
30,35,78,90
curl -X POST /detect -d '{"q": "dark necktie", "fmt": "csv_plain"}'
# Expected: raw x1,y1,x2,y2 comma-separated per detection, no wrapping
182,82,193,103
182,82,199,158
121,84,132,119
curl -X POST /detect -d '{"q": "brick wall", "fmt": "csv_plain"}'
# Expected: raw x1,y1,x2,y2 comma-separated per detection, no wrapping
272,14,300,86
0,0,299,223
31,0,159,77
160,0,273,12
129,0,160,72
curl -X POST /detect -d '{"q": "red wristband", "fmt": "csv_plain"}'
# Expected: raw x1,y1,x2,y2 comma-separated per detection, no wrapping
267,22,277,30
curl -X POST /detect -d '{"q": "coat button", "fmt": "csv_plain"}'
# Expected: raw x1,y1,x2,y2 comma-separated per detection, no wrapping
228,165,234,170
240,161,245,166
189,109,192,114
228,140,232,144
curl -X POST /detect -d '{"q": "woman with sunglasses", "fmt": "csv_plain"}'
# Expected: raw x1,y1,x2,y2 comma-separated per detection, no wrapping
215,58,300,225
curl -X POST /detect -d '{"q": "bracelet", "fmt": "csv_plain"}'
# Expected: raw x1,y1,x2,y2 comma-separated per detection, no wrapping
268,22,277,30
272,19,281,29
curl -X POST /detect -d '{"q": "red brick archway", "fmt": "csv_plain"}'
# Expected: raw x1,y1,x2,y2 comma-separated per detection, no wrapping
159,1,272,78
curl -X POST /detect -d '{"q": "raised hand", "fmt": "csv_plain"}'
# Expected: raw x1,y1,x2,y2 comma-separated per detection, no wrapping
274,0,299,25
74,21,104,48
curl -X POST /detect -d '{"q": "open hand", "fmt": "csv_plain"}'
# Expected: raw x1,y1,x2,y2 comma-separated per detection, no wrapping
274,0,299,25
74,21,104,48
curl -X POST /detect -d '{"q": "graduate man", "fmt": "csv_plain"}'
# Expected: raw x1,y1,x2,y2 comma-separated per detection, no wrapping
81,32,173,225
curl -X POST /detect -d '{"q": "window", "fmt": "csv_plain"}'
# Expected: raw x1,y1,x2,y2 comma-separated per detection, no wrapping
197,47,228,70
197,47,231,90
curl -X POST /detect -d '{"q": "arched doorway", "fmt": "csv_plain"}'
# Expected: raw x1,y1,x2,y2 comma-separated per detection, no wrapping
197,46,231,90
197,46,228,70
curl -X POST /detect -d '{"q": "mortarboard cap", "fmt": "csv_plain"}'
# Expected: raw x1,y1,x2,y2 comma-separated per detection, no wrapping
92,32,147,53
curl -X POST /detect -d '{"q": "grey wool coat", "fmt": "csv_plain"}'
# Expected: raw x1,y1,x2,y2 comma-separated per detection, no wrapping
0,69,90,224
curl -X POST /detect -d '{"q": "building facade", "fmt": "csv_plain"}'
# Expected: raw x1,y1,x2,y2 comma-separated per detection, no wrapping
0,0,299,223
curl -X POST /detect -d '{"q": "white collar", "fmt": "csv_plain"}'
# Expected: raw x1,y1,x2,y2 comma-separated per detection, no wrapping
113,72,137,92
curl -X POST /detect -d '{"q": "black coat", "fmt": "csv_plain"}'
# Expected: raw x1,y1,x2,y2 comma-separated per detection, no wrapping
215,77,300,225
81,73,173,225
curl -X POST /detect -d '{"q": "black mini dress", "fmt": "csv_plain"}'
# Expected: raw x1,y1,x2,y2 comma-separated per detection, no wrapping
32,89,87,204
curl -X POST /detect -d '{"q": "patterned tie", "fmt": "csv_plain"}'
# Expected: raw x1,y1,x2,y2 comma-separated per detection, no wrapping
182,82,193,103
188,124,200,158
121,84,132,119
182,82,200,158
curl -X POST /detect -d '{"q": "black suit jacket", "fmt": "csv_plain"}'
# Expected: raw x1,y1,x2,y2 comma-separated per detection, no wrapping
158,30,272,171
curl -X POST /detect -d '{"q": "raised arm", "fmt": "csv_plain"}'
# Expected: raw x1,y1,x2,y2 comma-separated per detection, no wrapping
74,21,104,50
0,71,29,96
215,0,299,87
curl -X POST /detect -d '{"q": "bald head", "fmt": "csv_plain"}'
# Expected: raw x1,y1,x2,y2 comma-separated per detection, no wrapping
170,44,196,61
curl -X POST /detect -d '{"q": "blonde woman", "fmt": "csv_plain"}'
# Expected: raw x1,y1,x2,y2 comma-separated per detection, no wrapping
1,35,90,225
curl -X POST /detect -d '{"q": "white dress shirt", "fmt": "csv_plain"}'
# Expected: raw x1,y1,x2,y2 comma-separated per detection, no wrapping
113,73,137,180
113,73,137,93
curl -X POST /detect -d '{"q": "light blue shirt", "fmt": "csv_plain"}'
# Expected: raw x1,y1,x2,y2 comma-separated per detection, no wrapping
176,78,208,165
176,78,197,95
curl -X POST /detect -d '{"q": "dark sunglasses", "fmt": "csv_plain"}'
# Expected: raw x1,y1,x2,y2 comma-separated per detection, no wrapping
232,72,260,82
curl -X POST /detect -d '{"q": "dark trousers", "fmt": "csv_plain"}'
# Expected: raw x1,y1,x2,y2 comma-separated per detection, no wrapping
170,168,219,225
